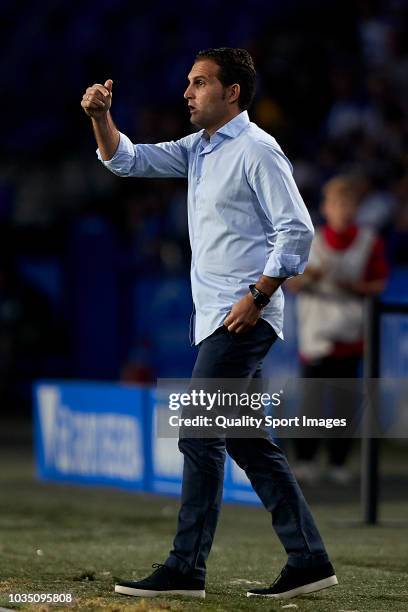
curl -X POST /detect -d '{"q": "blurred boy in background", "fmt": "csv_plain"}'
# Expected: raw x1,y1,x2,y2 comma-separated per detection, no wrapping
288,175,388,485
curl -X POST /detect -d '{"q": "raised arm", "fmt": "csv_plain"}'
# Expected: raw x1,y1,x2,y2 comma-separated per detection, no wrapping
81,79,119,160
81,79,188,178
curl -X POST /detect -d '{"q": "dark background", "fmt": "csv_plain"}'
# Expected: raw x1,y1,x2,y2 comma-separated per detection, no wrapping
1,0,407,413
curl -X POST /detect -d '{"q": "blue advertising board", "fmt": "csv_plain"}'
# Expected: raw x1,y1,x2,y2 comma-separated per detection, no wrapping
34,382,149,490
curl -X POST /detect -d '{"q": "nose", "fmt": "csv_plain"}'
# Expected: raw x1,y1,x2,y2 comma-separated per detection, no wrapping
184,84,193,100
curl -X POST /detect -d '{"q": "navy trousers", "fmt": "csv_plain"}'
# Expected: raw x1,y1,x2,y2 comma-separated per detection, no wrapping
165,319,329,580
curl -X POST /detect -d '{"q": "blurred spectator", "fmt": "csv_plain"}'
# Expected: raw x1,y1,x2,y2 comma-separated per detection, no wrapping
287,175,389,485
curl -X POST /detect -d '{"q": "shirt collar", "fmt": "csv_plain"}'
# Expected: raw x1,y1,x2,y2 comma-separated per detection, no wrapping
200,111,250,144
216,110,250,138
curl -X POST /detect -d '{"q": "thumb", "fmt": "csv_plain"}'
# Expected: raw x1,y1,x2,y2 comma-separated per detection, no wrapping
104,79,113,93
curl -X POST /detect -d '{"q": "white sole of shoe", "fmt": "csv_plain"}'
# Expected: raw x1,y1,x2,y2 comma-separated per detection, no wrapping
114,584,206,599
247,574,338,599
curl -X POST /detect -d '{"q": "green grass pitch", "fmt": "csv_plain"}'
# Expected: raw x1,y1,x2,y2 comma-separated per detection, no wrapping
0,446,407,611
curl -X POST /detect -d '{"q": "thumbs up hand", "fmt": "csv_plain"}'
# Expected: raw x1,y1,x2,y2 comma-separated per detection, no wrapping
81,79,113,118
104,79,113,94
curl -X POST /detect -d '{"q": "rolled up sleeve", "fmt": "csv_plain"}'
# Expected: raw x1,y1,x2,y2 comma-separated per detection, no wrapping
247,143,314,277
97,131,189,178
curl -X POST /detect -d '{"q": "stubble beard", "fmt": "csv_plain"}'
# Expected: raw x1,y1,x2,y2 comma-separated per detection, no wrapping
190,110,206,130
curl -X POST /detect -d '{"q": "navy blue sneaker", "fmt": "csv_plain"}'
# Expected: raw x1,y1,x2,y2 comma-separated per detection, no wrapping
115,563,205,599
247,561,338,599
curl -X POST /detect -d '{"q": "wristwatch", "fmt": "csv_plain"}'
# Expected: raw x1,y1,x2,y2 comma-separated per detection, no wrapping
249,284,270,309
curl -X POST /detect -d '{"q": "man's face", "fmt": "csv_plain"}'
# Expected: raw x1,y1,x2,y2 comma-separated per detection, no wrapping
184,59,233,131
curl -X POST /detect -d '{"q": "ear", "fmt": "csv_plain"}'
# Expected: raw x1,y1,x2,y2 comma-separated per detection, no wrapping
228,83,240,105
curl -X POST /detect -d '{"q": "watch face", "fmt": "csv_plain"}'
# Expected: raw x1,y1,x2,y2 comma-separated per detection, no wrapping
256,292,269,308
249,285,269,308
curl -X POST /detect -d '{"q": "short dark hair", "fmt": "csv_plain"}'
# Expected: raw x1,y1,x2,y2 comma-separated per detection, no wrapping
195,47,256,111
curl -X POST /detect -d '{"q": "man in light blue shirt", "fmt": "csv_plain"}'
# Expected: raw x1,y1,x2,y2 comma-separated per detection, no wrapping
82,47,337,600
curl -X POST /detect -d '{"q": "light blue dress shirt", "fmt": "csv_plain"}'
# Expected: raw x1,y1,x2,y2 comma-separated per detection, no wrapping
97,111,314,345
